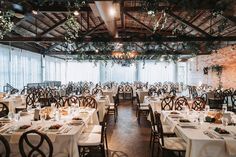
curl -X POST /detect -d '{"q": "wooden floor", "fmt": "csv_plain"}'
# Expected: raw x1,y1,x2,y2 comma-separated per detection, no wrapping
106,100,151,157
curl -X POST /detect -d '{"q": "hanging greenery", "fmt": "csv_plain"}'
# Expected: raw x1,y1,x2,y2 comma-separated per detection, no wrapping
0,11,14,39
65,15,81,43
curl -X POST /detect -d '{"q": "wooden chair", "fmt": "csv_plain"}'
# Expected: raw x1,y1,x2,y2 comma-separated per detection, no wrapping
78,109,109,157
65,95,79,106
0,102,9,118
174,97,189,111
19,130,53,157
0,134,10,157
92,88,103,96
161,97,174,111
136,93,149,124
15,93,35,113
231,93,236,112
149,105,175,157
106,94,119,122
223,89,233,110
154,111,186,157
84,96,97,109
192,97,205,111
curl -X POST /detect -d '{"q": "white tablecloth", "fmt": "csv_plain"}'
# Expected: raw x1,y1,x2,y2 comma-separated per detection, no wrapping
0,107,99,157
162,111,236,157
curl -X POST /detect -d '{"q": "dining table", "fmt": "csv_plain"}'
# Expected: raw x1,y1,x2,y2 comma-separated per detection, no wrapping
0,106,99,157
161,110,236,157
0,95,26,112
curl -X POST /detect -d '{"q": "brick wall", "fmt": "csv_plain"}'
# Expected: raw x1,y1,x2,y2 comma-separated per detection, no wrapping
187,45,236,88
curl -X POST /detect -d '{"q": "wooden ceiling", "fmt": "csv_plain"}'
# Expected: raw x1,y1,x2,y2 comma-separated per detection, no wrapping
1,0,236,60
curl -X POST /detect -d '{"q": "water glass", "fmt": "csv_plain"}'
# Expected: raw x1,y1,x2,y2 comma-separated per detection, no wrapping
222,117,229,126
14,113,20,121
8,112,14,121
205,105,210,112
27,105,32,112
222,104,227,113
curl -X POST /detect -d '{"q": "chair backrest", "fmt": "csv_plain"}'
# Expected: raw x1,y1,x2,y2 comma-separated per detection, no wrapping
154,111,164,146
0,134,10,157
19,130,53,157
136,93,141,108
169,89,176,97
92,88,103,96
149,105,156,132
26,93,36,108
200,93,208,103
65,95,79,106
0,102,9,118
100,107,109,144
148,87,157,96
214,89,224,99
161,97,173,111
232,93,236,106
174,96,189,111
84,96,97,109
192,97,205,111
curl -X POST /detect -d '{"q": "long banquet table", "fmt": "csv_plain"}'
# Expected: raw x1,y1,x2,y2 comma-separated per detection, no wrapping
0,107,99,157
162,110,236,157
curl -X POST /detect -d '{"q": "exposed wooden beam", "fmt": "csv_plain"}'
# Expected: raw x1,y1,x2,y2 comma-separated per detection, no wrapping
1,36,236,42
40,18,67,36
84,22,105,36
166,11,212,37
124,12,155,34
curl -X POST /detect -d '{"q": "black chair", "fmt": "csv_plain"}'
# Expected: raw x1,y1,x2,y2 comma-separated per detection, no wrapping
149,105,175,157
78,108,109,157
174,97,189,111
161,97,174,111
0,134,10,157
19,130,53,157
223,89,233,110
136,93,149,124
231,93,236,112
192,97,205,111
0,102,9,118
84,96,97,109
154,111,186,157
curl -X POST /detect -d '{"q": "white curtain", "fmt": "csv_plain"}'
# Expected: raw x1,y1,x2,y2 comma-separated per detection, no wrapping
138,61,176,84
0,44,42,91
100,61,136,83
66,61,100,83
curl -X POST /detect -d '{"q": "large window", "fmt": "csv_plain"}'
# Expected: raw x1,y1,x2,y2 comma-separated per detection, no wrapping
66,61,100,83
138,61,177,84
0,44,188,91
100,62,136,83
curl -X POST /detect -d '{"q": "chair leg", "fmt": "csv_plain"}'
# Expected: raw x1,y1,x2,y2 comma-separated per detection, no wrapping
101,145,106,157
151,138,155,157
138,111,140,124
149,131,153,148
105,133,109,156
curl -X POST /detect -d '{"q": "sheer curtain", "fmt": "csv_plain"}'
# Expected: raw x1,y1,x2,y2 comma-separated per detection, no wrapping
66,61,100,83
100,61,136,83
0,44,42,91
138,61,177,84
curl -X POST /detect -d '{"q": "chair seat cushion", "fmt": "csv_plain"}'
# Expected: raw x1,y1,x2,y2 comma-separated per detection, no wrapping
162,137,186,151
153,124,174,135
78,133,101,146
84,125,102,133
139,106,149,110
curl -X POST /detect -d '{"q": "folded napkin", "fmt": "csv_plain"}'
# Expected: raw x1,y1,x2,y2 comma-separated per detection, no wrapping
225,138,236,156
10,132,22,144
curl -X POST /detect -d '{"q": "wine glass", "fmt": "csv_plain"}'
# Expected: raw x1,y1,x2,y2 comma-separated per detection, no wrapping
8,112,14,121
222,117,229,126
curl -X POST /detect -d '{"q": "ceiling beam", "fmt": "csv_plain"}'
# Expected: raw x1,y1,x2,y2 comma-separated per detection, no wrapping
124,12,155,34
40,18,67,36
166,11,212,37
1,36,236,42
47,50,210,56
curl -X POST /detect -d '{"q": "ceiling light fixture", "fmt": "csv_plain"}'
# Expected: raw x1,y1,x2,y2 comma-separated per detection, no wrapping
73,10,79,16
32,10,38,15
109,6,116,17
